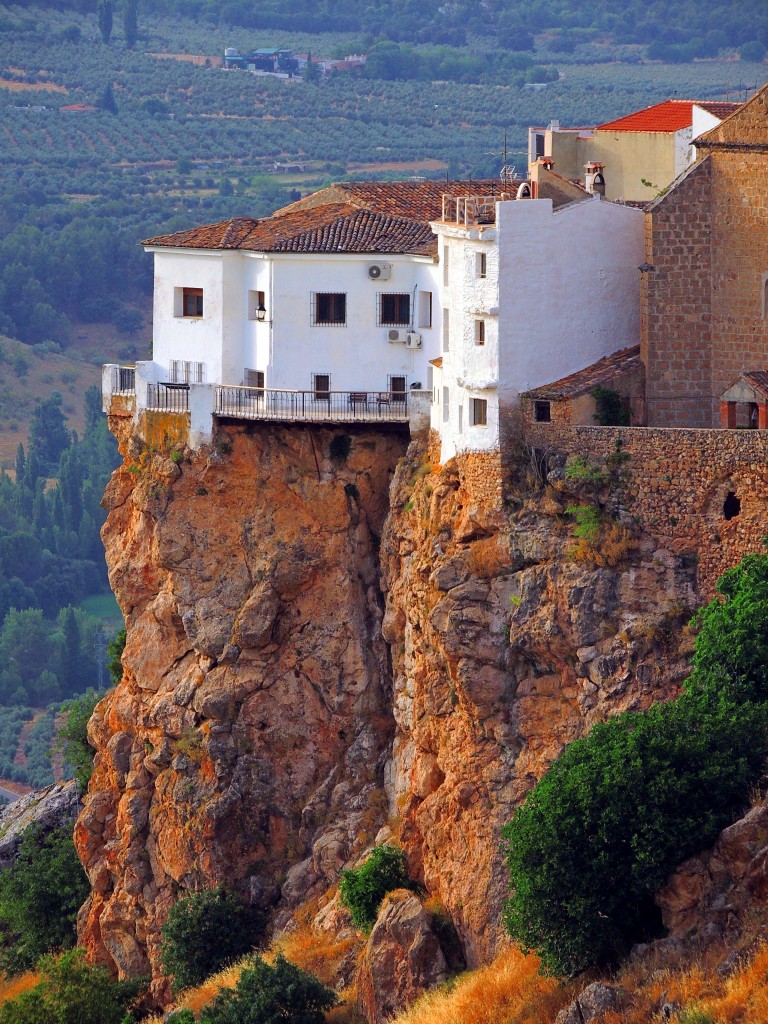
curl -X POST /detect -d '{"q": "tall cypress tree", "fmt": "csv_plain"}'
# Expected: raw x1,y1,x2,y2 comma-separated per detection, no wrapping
123,0,138,49
98,0,113,44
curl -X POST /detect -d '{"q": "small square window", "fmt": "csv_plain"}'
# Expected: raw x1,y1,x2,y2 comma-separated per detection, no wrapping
244,369,265,389
181,287,203,318
312,293,346,326
313,373,331,399
534,400,551,423
475,320,485,346
476,252,487,279
378,293,410,327
470,398,487,426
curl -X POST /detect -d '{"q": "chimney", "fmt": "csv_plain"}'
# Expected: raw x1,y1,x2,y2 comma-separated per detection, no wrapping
584,161,606,196
548,119,560,131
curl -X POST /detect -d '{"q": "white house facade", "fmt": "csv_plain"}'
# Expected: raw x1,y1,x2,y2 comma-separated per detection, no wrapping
430,172,644,462
104,176,644,457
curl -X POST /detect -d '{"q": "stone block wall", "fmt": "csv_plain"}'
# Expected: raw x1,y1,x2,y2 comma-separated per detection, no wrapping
528,424,768,596
642,159,713,428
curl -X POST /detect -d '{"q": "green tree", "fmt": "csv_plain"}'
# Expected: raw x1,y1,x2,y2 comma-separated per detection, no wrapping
123,0,138,48
199,954,338,1024
57,606,82,698
160,887,263,991
339,845,415,932
303,52,321,83
55,690,102,795
107,627,126,686
97,0,114,44
0,826,90,974
28,393,71,477
98,82,118,114
0,947,142,1024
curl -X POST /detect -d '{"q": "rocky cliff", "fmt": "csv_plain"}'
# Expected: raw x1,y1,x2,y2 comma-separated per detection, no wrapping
77,421,701,1008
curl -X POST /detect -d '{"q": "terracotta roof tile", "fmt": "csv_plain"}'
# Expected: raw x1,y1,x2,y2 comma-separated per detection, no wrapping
144,180,515,256
695,101,742,120
522,345,641,400
597,100,695,134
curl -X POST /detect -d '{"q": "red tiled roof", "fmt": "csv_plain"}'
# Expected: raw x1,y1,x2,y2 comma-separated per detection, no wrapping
695,101,742,120
596,101,695,134
144,180,510,256
522,346,641,400
143,202,437,256
725,371,768,401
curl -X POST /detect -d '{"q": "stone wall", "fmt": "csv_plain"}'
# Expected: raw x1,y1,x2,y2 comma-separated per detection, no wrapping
529,424,768,595
642,84,768,429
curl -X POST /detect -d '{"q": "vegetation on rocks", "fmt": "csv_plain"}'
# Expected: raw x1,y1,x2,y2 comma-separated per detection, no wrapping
503,552,768,976
0,826,89,975
339,845,416,932
160,887,264,992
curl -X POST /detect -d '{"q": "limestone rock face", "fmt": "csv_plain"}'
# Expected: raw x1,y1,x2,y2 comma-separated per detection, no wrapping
356,891,449,1024
76,422,406,999
380,440,696,966
555,982,626,1024
0,781,80,870
657,798,768,948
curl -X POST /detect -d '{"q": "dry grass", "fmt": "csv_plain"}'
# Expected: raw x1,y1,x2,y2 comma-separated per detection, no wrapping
391,946,576,1024
466,536,509,579
568,521,637,568
0,971,40,1005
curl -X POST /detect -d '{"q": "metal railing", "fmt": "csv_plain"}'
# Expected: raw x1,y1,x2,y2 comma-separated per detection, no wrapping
147,382,190,413
111,365,136,395
215,385,409,423
441,194,505,226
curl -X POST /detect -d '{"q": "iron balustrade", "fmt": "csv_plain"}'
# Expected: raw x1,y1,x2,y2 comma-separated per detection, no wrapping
111,365,136,394
215,385,409,423
147,382,190,413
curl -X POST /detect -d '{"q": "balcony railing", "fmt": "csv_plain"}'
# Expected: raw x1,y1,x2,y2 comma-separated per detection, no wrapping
215,385,409,423
111,365,136,395
147,382,190,413
441,194,505,226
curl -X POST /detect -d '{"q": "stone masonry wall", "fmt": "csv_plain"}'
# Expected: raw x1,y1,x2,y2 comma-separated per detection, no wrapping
642,159,713,428
529,424,768,596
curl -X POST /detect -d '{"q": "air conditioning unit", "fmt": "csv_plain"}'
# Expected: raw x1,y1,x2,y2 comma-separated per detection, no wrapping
388,329,408,343
405,332,422,349
368,263,392,281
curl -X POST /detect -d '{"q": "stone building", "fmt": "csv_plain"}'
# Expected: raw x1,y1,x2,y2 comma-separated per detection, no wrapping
642,83,768,428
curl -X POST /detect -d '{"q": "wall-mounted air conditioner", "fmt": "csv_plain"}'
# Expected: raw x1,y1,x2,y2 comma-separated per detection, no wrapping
405,332,422,349
388,329,408,343
368,263,392,281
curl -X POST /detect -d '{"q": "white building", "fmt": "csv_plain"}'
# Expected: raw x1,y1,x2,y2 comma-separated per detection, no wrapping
104,173,644,457
429,164,644,462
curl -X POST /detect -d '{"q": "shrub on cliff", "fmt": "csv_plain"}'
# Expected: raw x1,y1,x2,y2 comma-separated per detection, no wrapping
197,953,338,1024
339,844,416,932
0,825,90,974
502,552,768,977
160,887,263,991
55,690,102,795
0,947,143,1024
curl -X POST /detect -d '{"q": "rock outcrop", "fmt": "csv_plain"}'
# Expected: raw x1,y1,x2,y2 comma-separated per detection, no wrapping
76,422,406,999
380,440,696,965
657,798,768,949
0,781,79,870
78,421,702,1009
356,890,451,1023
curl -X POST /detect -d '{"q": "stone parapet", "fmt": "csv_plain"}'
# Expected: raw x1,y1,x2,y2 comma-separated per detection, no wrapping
528,424,768,595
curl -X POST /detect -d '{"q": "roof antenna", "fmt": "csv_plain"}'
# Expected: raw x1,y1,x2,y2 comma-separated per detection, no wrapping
500,130,516,186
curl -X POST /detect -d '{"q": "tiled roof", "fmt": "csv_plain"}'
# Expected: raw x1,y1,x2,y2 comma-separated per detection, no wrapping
738,371,768,401
522,345,641,400
695,101,741,119
274,179,505,222
144,179,511,256
596,101,695,134
143,202,438,256
429,357,443,367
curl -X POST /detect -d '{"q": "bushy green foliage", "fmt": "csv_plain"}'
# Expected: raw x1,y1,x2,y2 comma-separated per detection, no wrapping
160,887,263,991
198,954,338,1024
687,551,768,705
55,689,103,794
107,627,126,686
565,503,602,542
503,553,768,977
339,845,415,932
591,385,630,426
0,826,90,974
0,947,143,1024
564,454,606,485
